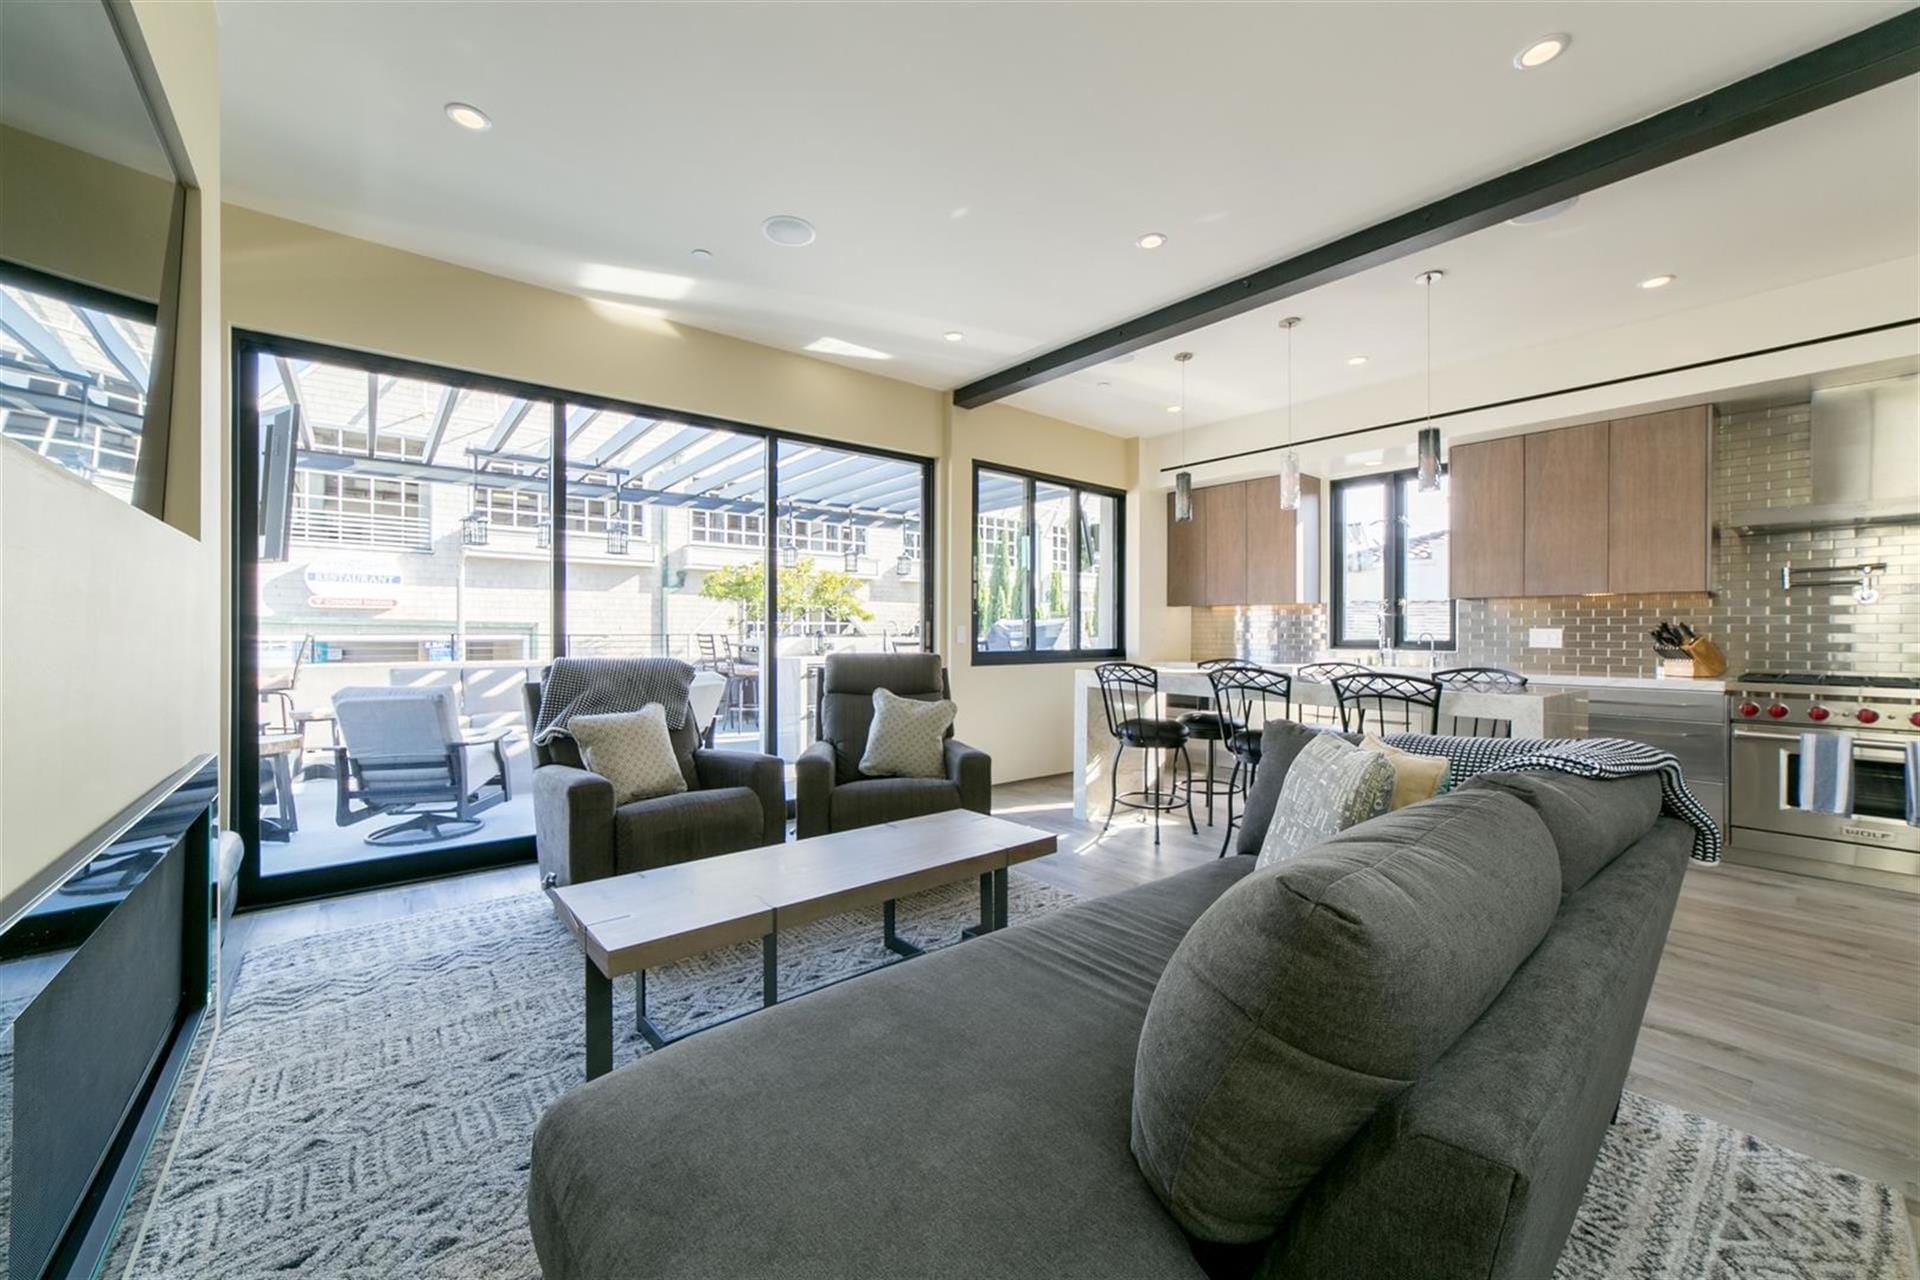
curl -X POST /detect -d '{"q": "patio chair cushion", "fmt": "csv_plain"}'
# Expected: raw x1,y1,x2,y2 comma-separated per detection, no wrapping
570,705,689,805
829,777,960,830
858,687,956,780
613,788,764,873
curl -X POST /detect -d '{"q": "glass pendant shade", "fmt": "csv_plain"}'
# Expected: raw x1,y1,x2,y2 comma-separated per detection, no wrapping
1173,470,1194,522
1417,426,1442,491
1278,451,1301,511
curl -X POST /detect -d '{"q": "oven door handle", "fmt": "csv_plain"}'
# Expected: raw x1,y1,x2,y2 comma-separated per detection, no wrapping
1731,727,1915,750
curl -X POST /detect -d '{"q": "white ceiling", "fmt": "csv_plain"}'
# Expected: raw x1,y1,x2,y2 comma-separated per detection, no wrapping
0,0,173,178
216,1,1916,435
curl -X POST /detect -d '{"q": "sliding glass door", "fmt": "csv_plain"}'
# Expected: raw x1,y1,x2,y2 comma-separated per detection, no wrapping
233,332,931,903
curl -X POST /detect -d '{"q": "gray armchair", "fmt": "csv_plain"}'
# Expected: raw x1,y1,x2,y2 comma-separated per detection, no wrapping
795,652,990,839
524,679,785,888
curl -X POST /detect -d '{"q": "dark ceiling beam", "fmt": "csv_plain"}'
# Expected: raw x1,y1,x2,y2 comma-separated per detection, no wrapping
952,10,1920,409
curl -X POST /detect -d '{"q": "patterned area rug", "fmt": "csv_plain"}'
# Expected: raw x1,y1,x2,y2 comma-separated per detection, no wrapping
111,877,1917,1280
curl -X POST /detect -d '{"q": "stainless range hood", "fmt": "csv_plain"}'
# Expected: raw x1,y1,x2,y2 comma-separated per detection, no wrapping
1727,375,1920,534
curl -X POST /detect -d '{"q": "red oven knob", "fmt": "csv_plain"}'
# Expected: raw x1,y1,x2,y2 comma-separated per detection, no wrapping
1856,708,1879,724
1737,702,1759,717
1766,703,1789,718
1910,712,1920,728
1807,705,1830,721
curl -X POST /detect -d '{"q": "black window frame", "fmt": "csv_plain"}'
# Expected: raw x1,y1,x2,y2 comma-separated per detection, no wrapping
970,460,1126,666
1329,468,1456,652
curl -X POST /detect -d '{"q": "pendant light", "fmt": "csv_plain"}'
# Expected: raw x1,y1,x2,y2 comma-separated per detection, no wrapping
1277,317,1302,511
1416,269,1444,491
1172,351,1195,522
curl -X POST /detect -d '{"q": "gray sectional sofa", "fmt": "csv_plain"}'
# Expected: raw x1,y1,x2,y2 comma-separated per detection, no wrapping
528,727,1690,1280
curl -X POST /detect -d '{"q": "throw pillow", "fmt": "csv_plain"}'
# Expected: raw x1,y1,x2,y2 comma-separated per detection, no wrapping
858,687,956,779
1131,789,1562,1243
567,704,689,805
1255,734,1394,868
1358,734,1450,810
1234,721,1362,857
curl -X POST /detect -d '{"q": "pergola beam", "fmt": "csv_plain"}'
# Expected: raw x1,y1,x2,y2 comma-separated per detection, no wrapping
0,294,86,378
647,435,760,492
586,415,662,468
423,386,462,462
485,398,534,452
78,310,149,386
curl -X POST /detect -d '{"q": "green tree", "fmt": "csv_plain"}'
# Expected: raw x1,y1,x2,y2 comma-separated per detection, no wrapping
1045,569,1066,619
983,539,1013,632
699,557,872,626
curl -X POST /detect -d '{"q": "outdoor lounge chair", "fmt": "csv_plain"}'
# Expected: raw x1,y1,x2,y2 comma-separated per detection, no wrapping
331,686,511,845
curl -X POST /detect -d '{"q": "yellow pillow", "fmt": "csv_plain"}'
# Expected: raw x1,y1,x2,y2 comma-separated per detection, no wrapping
1359,735,1449,810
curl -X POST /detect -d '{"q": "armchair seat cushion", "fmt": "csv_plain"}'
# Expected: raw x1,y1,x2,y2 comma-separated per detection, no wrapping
829,777,960,831
613,787,764,873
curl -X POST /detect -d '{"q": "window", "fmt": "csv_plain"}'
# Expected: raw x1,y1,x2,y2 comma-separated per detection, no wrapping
474,483,637,536
689,510,866,556
972,463,1125,662
291,473,430,550
1330,469,1455,650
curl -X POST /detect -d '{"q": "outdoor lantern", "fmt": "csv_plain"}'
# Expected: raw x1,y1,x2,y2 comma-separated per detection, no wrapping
606,519,629,557
780,540,799,568
537,518,552,550
461,511,490,547
896,552,914,577
845,547,861,573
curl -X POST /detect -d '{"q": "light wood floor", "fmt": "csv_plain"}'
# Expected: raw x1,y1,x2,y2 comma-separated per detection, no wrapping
230,772,1920,1215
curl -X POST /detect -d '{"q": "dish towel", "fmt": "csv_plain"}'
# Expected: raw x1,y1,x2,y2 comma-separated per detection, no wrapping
1796,732,1852,815
1907,742,1919,827
1382,733,1722,863
533,657,696,743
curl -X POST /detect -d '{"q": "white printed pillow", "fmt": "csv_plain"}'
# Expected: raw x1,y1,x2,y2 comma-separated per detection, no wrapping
1255,734,1396,868
859,687,956,779
567,704,688,804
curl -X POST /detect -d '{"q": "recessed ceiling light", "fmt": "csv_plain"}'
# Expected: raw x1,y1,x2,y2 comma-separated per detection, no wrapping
1639,273,1677,290
444,102,492,131
805,336,891,360
1346,355,1369,366
690,248,713,262
1514,34,1570,69
1166,404,1182,414
763,215,817,247
1507,196,1580,226
1136,232,1168,250
1096,381,1111,389
943,331,965,343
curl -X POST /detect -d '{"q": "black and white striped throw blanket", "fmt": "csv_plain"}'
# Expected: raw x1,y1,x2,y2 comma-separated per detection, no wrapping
1382,733,1723,864
533,657,696,742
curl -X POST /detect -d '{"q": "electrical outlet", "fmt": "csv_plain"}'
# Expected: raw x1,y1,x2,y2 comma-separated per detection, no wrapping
1528,627,1563,650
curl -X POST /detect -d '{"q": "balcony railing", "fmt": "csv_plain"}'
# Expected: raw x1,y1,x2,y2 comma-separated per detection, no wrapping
291,507,432,551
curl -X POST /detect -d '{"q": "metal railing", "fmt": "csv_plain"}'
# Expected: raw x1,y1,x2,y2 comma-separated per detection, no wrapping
291,507,433,551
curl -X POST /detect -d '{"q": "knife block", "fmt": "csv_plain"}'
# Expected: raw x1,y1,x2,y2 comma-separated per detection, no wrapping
1680,636,1727,678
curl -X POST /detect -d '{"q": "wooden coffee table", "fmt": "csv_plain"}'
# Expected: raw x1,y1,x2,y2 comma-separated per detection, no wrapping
549,809,1058,1078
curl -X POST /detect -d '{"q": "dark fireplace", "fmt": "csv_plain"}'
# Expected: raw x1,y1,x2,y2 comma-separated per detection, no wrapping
0,757,216,1280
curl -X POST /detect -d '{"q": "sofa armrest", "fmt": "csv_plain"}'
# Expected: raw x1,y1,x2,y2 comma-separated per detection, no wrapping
694,748,788,846
532,765,615,886
794,740,837,839
945,738,991,815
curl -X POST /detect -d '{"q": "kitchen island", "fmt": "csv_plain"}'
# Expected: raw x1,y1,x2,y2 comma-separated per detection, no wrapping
1072,663,1583,824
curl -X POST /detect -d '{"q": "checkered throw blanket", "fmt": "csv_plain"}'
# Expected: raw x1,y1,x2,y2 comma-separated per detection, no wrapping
533,657,696,742
1382,733,1723,864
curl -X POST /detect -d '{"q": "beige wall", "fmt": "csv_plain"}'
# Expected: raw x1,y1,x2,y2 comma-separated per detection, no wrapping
943,402,1138,781
0,0,222,902
0,124,176,302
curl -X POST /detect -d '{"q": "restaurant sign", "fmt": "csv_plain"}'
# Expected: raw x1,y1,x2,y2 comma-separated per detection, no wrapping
305,555,402,609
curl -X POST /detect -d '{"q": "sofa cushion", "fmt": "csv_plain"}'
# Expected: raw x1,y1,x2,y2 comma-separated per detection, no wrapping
1460,770,1662,894
612,786,762,872
828,776,959,830
859,687,956,779
569,704,689,804
1236,721,1362,855
1255,735,1396,868
1131,789,1562,1243
528,858,1255,1280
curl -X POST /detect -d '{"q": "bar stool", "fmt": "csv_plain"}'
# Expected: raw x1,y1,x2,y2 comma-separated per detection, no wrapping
1294,661,1374,726
1209,664,1293,856
1433,667,1528,737
1178,658,1256,826
1331,671,1443,736
1093,662,1198,847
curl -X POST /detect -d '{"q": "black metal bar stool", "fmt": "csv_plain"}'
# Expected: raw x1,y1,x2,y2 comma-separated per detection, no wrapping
1208,664,1293,856
1178,658,1256,827
1433,667,1528,737
1093,662,1198,847
1330,671,1443,736
1294,661,1375,726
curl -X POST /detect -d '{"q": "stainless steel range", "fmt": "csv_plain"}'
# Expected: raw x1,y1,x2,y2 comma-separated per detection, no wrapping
1726,672,1920,891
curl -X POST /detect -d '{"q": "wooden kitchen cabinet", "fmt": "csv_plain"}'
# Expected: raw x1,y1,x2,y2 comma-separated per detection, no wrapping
1524,422,1612,595
1166,490,1203,606
1200,481,1248,605
1608,406,1710,593
1245,474,1319,604
1448,437,1527,598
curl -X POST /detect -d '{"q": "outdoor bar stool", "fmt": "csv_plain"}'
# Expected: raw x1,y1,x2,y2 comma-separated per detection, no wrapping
1433,666,1529,737
1293,661,1375,726
1093,662,1198,847
1208,664,1293,856
1331,671,1443,736
1178,657,1257,826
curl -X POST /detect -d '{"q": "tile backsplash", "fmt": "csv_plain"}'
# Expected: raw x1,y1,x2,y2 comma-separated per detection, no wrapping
1190,400,1920,677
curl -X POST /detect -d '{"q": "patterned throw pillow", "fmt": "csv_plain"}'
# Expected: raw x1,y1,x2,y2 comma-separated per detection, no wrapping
1358,734,1450,810
859,687,956,779
1255,734,1396,868
567,704,689,805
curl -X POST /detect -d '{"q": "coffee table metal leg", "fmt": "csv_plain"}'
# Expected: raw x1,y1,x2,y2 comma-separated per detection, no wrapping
882,899,924,958
993,867,1009,930
762,932,778,1006
960,871,995,940
585,958,612,1081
